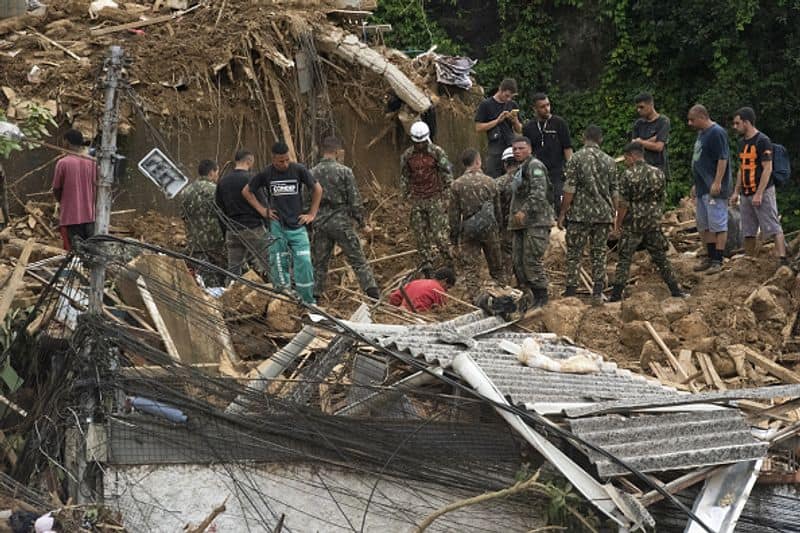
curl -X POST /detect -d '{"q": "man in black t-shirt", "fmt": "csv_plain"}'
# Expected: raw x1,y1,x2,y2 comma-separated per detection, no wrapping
474,78,523,178
631,92,670,175
242,142,323,304
214,150,270,278
522,93,572,213
730,106,787,263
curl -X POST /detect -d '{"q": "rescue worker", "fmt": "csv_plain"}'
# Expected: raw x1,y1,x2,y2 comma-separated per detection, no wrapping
400,121,453,277
495,147,518,269
310,136,380,300
449,148,503,295
179,159,226,286
558,125,617,304
610,142,687,301
509,136,554,308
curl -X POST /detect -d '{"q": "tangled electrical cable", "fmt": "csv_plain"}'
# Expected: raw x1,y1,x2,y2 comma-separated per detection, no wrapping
76,234,715,532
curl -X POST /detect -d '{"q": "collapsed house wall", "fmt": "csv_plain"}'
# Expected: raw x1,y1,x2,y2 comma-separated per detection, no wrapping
5,99,482,214
104,462,543,532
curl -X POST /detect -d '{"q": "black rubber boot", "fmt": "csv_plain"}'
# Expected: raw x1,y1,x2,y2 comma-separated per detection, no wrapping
562,286,577,297
591,282,604,306
667,281,689,298
366,287,380,300
608,284,624,302
532,288,549,308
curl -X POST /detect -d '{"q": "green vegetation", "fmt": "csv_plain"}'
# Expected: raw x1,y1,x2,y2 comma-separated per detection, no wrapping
0,103,57,158
372,0,800,231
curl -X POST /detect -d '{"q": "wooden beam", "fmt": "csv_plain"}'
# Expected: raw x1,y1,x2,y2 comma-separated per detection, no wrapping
264,68,297,162
732,344,800,384
640,467,722,507
0,239,33,324
328,248,417,273
136,277,181,362
89,4,199,36
644,321,690,382
698,352,727,390
26,27,82,62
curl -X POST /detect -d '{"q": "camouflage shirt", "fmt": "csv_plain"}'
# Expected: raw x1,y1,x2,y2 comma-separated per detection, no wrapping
400,142,453,199
618,160,666,232
179,177,224,253
563,143,618,223
310,157,364,226
449,168,501,237
508,156,554,229
495,169,515,231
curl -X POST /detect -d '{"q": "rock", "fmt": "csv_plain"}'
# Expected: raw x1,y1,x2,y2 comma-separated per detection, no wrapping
671,312,710,340
766,266,796,293
747,285,787,323
542,297,586,338
661,298,689,323
266,299,303,333
621,292,667,325
711,351,739,378
621,320,677,353
686,336,717,353
221,270,271,316
620,321,649,350
640,340,665,369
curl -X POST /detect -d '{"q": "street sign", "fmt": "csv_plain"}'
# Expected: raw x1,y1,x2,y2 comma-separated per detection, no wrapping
137,147,188,198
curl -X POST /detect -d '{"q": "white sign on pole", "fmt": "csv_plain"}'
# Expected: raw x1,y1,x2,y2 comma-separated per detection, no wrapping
137,148,189,198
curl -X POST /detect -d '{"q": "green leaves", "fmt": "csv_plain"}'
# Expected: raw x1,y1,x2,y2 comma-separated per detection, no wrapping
0,103,57,159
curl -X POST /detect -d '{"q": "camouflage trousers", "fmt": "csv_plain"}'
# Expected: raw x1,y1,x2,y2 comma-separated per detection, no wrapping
312,216,378,297
225,225,271,278
456,227,504,296
565,221,610,289
410,196,451,271
188,248,227,287
512,226,550,290
615,226,677,289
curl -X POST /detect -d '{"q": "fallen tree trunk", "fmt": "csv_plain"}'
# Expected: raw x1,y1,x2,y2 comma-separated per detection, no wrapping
315,25,432,113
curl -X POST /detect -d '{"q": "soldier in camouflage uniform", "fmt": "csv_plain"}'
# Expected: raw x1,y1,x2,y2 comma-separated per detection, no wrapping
558,126,617,303
610,142,687,301
400,121,453,276
495,147,518,271
310,137,379,300
179,159,226,286
509,136,555,308
449,148,503,296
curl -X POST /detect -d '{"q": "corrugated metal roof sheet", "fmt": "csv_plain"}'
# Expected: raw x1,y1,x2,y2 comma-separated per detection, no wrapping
565,384,800,417
343,310,772,486
568,410,769,477
343,311,679,404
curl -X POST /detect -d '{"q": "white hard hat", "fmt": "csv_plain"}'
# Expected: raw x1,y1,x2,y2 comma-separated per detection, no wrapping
501,147,514,161
409,121,430,143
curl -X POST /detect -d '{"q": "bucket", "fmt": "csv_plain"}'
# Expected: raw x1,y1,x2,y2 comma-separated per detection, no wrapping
0,0,26,18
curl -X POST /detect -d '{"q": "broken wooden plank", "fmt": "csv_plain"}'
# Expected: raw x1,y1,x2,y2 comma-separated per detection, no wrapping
89,4,199,36
640,466,722,507
644,321,691,383
23,203,56,238
119,362,219,378
0,239,34,324
698,352,727,390
264,67,297,162
729,344,800,384
3,238,64,260
315,24,432,113
328,248,417,273
26,27,82,62
137,276,181,362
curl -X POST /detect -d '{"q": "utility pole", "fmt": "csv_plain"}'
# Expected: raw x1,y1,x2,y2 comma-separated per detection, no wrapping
89,45,124,313
70,46,125,504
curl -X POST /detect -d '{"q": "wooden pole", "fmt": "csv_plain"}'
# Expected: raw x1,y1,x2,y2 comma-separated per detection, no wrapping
0,239,33,324
265,68,297,162
89,46,124,313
